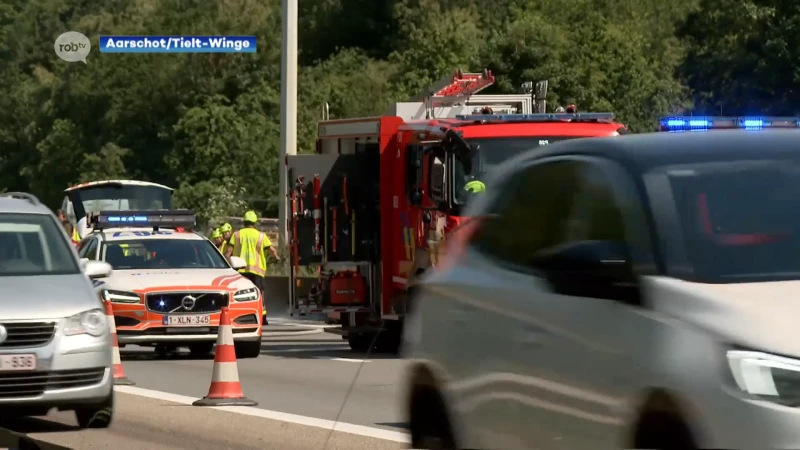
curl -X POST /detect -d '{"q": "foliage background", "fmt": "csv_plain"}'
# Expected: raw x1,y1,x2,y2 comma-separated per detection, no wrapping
0,0,783,225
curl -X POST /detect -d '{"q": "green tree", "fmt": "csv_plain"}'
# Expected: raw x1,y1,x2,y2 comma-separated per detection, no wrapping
679,0,798,114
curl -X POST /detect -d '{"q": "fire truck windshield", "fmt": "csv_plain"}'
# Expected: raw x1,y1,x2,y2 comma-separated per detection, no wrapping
453,136,574,205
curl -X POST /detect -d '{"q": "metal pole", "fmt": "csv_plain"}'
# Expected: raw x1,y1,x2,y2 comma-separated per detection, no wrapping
279,0,298,252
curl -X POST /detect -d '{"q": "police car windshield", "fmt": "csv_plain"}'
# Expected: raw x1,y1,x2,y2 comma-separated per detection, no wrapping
658,158,800,283
104,237,228,270
454,137,573,205
0,213,79,276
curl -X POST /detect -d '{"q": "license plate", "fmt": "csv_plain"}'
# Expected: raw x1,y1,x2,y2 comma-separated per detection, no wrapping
162,315,210,326
0,354,36,371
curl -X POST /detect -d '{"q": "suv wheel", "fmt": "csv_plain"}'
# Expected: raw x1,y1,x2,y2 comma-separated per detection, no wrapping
633,412,697,450
75,393,114,429
410,386,457,449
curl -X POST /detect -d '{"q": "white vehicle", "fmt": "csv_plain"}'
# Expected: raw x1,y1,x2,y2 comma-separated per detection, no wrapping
77,210,263,358
62,180,174,239
0,192,115,428
404,122,800,449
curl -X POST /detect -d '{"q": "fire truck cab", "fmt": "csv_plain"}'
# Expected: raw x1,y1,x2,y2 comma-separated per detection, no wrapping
286,70,628,352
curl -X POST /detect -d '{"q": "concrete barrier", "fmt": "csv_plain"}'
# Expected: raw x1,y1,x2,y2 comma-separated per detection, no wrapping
0,426,71,449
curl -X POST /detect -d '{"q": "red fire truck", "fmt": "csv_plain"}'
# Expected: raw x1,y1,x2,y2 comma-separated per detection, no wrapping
286,70,629,352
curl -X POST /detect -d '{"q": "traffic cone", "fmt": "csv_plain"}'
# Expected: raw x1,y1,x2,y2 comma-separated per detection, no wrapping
193,307,257,406
104,300,134,385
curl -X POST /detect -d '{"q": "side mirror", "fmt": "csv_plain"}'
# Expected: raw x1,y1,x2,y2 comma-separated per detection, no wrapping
430,160,446,203
406,144,424,205
532,240,639,303
533,240,630,275
229,256,247,270
445,129,474,175
83,260,113,280
79,257,89,266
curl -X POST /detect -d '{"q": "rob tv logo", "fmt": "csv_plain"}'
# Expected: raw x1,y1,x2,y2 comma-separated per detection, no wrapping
54,31,91,64
58,41,87,52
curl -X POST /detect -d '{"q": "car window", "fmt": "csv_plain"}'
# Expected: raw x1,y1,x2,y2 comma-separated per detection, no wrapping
0,213,80,276
560,165,627,244
655,159,800,282
549,163,640,301
77,238,91,256
471,160,583,269
84,239,99,260
103,238,229,270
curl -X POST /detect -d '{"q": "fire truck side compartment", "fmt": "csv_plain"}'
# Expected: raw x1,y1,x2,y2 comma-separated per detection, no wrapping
287,153,381,265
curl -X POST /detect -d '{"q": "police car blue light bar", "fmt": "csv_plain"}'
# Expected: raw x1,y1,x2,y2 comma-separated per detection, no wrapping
455,113,616,122
90,209,195,230
659,116,800,131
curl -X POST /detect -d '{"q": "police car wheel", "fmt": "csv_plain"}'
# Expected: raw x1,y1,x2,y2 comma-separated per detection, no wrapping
75,393,114,429
234,340,261,359
188,342,214,356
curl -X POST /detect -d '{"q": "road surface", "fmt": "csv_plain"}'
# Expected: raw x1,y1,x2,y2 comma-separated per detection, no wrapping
0,319,413,449
120,320,411,432
0,391,406,449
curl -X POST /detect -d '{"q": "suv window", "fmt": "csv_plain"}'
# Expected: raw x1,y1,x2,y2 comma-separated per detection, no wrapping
562,165,627,243
472,159,635,300
0,213,80,276
472,160,584,268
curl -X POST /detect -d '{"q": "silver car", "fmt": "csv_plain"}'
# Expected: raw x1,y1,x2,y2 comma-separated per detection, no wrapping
404,129,800,449
0,192,115,428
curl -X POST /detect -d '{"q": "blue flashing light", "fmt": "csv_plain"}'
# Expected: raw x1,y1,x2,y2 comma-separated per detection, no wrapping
159,299,165,307
107,215,148,223
90,209,195,231
660,116,800,132
455,112,616,122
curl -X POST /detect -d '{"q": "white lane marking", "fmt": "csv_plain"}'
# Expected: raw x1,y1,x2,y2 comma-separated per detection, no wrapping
312,357,372,363
114,385,410,443
261,346,349,353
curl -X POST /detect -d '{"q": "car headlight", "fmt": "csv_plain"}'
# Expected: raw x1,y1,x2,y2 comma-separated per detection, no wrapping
233,287,259,302
102,289,140,303
64,309,107,337
727,350,800,406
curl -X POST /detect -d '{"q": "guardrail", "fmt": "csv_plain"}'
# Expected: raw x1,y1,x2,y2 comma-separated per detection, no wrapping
0,426,71,450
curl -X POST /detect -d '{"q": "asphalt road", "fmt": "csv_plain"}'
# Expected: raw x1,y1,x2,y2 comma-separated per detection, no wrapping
0,391,406,450
119,320,412,434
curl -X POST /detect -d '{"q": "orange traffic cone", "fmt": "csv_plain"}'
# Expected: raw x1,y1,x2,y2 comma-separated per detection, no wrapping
193,307,257,406
104,300,134,385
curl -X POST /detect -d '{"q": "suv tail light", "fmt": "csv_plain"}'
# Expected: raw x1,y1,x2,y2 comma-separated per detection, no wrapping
437,216,485,271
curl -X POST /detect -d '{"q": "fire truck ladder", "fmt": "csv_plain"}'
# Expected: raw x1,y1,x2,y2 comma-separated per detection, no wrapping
403,69,536,119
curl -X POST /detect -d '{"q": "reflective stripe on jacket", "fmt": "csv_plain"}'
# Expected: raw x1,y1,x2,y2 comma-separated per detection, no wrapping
231,228,270,276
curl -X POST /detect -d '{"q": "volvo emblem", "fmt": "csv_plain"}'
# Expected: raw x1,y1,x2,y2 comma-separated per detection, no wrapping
181,295,196,311
0,325,7,345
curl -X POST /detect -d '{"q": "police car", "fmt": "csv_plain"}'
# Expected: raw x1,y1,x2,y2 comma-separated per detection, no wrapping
77,210,262,358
